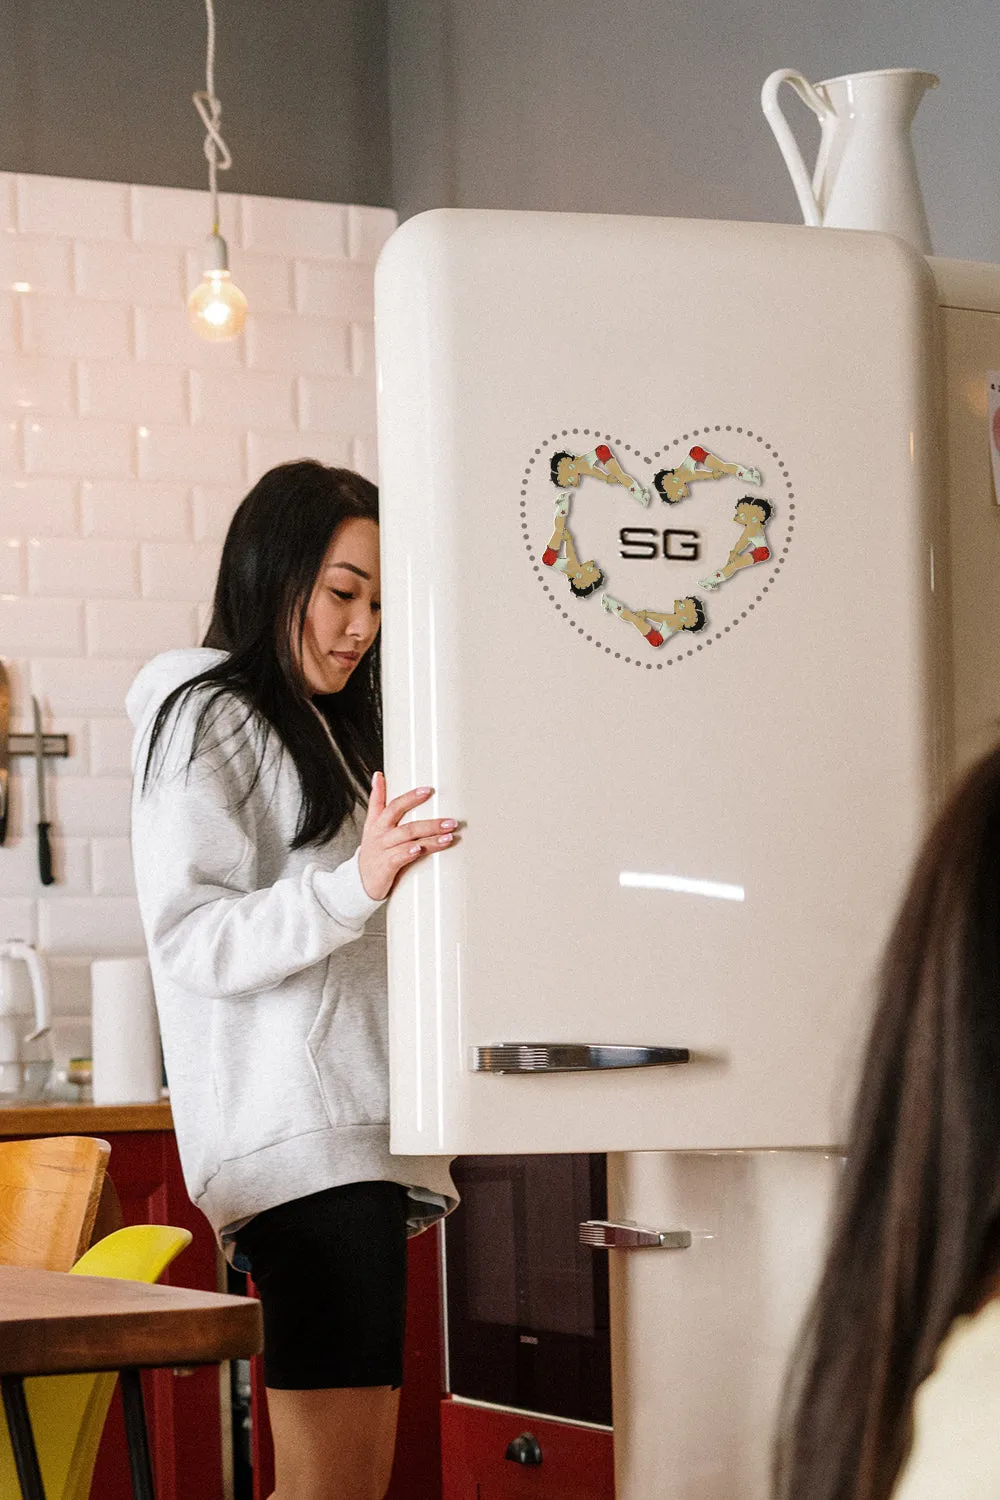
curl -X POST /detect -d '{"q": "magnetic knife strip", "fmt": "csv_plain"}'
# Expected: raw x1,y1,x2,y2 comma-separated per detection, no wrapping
5,736,69,758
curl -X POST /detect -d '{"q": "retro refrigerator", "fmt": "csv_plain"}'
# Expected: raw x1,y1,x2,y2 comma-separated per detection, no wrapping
374,211,1000,1498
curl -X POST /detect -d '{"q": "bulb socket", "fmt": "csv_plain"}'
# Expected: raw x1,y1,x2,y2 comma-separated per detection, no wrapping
202,231,230,274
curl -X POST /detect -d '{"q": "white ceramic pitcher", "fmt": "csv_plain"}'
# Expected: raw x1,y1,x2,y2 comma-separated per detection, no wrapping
761,67,939,253
0,938,51,1097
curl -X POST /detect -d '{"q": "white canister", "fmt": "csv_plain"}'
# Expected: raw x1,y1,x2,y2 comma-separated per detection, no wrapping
90,957,162,1105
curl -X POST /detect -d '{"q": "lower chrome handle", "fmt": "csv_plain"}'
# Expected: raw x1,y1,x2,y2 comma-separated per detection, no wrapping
579,1220,692,1251
470,1043,690,1074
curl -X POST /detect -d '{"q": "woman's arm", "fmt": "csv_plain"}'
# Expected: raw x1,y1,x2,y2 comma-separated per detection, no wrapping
132,752,383,999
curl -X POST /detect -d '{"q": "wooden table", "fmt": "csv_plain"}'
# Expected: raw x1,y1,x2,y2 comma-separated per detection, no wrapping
0,1265,262,1499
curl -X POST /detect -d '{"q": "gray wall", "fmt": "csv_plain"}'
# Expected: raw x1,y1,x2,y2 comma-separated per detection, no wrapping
1,0,391,206
387,0,998,264
2,0,996,259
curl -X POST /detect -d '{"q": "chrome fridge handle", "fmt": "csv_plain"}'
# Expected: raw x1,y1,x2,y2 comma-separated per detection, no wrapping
470,1043,690,1074
579,1220,692,1251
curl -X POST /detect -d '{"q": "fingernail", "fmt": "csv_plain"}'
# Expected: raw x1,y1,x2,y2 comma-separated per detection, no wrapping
416,786,432,795
438,833,453,845
441,819,458,830
409,844,421,855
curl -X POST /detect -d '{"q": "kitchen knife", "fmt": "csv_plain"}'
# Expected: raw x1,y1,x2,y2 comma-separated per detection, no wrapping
32,696,53,886
0,662,9,846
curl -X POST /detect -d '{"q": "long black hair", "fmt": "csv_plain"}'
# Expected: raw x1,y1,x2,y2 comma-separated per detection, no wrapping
141,460,381,849
774,742,1000,1500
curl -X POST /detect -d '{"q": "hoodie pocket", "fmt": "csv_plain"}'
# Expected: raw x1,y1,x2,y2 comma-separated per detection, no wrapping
306,945,389,1127
210,983,331,1161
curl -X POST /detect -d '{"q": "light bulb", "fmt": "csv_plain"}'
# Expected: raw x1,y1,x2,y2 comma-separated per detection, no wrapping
187,232,247,341
188,271,247,339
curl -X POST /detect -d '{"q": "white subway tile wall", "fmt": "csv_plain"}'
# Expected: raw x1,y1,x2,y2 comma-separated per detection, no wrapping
2,358,76,418
0,543,25,594
0,420,20,473
0,239,73,297
0,479,77,536
0,301,16,356
0,181,16,237
0,172,391,1012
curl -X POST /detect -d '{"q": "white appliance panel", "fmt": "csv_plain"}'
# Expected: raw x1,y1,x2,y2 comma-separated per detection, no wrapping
601,266,1000,1500
928,258,1000,772
607,1150,840,1499
376,212,944,1155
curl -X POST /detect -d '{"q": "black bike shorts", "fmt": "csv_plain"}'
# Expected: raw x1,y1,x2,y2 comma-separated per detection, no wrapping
234,1180,409,1390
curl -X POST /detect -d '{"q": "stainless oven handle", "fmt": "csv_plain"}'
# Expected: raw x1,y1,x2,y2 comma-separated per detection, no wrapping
470,1043,690,1074
579,1220,692,1251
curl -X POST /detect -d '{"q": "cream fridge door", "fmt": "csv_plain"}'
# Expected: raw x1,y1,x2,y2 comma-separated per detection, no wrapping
605,1149,841,1500
928,258,1000,773
375,210,945,1155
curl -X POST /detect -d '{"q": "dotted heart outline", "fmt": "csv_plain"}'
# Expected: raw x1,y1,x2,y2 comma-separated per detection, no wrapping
519,423,797,670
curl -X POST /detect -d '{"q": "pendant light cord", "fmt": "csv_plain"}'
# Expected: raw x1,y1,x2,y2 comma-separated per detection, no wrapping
192,0,232,234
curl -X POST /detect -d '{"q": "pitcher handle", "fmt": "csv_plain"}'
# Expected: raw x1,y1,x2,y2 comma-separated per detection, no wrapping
5,941,51,1042
761,68,832,228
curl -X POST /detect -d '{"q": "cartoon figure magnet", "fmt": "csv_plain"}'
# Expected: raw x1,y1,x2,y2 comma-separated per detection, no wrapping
699,496,773,591
550,444,650,507
542,500,605,598
653,447,762,504
601,592,707,647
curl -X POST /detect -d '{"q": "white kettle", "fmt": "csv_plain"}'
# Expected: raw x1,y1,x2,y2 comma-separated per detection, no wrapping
0,940,51,1098
761,67,939,253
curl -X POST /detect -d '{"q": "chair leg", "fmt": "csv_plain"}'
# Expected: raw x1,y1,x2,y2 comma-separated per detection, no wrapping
1,1375,47,1499
120,1367,157,1500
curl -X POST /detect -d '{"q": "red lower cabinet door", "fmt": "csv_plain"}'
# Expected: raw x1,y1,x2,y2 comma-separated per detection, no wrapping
440,1400,614,1499
89,1131,227,1500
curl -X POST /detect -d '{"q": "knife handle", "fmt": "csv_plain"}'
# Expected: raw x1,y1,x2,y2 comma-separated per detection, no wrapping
37,822,53,886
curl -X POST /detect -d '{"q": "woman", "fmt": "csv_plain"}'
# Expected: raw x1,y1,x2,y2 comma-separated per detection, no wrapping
128,461,458,1500
773,743,1000,1500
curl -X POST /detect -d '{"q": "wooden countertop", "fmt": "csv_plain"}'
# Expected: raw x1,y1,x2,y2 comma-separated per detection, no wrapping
0,1100,173,1136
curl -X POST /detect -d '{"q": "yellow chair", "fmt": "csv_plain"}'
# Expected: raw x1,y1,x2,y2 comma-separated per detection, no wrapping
0,1224,192,1500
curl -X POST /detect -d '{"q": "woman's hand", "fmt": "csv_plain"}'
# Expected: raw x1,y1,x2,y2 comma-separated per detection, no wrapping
358,773,458,901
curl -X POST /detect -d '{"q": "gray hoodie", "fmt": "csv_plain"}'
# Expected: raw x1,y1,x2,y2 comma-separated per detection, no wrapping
127,647,456,1243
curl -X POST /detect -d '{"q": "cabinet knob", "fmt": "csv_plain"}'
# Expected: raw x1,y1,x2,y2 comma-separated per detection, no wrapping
505,1432,543,1466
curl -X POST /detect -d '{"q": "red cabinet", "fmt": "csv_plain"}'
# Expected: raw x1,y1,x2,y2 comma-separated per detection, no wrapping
0,1114,226,1500
388,1223,446,1499
2,1109,447,1498
441,1400,614,1500
89,1129,228,1500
